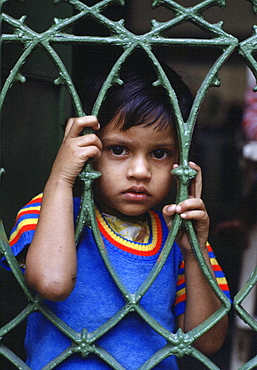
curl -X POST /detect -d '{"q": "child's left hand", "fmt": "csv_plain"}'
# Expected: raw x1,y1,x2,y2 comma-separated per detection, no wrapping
162,162,210,256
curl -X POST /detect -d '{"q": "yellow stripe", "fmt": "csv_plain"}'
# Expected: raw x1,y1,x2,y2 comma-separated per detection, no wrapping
9,218,38,243
176,287,186,297
216,277,228,285
210,257,219,265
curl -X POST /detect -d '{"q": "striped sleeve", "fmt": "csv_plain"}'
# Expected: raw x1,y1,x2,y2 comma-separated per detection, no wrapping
8,194,43,257
174,242,231,316
174,260,186,316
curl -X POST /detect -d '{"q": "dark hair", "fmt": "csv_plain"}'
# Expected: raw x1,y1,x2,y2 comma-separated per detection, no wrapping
84,51,192,131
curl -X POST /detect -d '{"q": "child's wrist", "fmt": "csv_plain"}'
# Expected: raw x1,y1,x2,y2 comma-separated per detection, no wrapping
45,174,75,192
181,244,208,260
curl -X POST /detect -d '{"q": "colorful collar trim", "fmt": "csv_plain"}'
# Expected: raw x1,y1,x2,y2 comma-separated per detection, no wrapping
95,208,163,256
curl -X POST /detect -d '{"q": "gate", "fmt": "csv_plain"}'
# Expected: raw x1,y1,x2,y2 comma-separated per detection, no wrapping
1,0,257,369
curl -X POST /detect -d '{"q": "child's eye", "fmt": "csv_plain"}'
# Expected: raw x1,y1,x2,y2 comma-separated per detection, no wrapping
110,146,127,155
152,149,168,159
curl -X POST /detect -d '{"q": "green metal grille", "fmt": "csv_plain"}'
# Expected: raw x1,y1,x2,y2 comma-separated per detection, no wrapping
1,0,257,368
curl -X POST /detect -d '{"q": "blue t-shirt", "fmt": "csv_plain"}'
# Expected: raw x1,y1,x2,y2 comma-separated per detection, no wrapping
5,195,185,369
3,194,230,369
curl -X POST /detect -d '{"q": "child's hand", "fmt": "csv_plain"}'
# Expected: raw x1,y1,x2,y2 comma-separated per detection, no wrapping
50,116,102,187
162,162,209,256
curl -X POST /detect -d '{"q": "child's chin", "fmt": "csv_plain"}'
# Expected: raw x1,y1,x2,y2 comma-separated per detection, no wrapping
98,202,150,217
118,206,149,217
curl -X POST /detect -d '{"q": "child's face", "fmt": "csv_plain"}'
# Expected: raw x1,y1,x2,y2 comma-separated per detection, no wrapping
93,117,178,217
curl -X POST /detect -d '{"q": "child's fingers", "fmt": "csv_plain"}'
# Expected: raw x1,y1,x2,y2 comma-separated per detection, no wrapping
172,162,202,199
63,134,103,165
175,199,207,223
163,204,177,215
64,117,76,136
76,131,102,149
64,116,100,138
179,209,207,221
162,204,176,228
78,136,103,161
176,198,205,214
175,199,209,227
188,161,202,199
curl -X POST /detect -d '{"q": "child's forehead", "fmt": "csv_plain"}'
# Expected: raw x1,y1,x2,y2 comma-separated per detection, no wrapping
98,119,177,147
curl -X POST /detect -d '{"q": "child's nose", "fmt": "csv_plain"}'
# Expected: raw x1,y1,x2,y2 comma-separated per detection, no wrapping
127,156,151,181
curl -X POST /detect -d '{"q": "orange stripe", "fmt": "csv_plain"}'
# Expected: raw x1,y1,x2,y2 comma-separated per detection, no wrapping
175,293,186,305
18,209,40,218
16,194,42,217
218,284,229,291
10,223,37,247
177,276,185,285
211,264,222,271
179,261,184,269
206,242,212,251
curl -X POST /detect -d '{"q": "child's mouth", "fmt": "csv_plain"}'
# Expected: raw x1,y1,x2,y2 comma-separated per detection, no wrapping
122,186,150,202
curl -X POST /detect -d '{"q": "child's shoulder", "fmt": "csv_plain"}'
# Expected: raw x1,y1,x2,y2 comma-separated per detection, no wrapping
9,193,44,246
9,194,81,252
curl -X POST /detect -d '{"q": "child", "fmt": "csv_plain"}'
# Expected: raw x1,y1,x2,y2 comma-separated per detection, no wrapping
6,53,230,369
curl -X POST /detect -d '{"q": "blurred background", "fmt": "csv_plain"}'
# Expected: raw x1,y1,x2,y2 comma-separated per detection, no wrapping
1,0,257,368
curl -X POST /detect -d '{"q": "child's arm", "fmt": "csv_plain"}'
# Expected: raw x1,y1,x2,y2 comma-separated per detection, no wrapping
162,162,228,354
25,116,102,301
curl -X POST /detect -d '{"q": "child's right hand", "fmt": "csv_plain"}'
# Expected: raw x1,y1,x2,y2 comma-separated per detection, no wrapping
162,162,209,257
50,116,102,187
